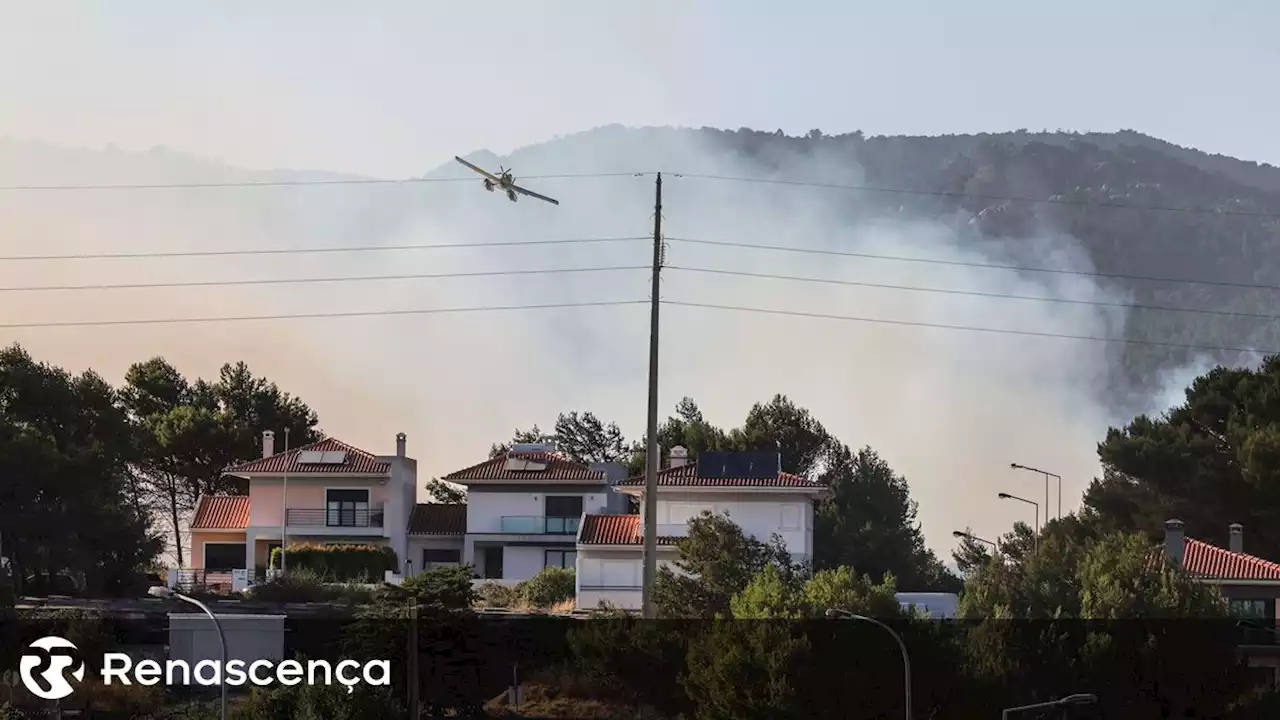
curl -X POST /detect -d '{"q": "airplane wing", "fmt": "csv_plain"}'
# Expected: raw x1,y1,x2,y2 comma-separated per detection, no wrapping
454,156,501,182
512,184,561,206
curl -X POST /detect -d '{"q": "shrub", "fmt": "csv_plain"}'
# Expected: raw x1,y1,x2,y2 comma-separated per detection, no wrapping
0,582,13,609
396,565,477,609
520,567,575,609
476,582,518,609
247,568,330,603
270,543,397,582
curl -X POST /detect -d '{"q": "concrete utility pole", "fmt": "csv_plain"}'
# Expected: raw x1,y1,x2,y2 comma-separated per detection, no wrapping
641,173,663,619
280,428,290,573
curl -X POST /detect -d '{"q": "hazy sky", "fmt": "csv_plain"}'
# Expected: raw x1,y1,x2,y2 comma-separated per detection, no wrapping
3,1,1277,177
2,2,1277,564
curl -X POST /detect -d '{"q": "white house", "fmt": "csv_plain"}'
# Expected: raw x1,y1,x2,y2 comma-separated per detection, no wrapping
409,442,629,585
575,446,829,610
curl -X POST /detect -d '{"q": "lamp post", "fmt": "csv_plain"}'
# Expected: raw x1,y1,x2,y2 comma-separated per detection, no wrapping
953,530,999,555
1010,463,1061,521
826,609,911,720
1001,693,1097,718
150,586,226,720
997,493,1039,552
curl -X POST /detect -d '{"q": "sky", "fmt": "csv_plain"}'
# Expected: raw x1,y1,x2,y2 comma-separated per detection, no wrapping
2,1,1278,177
1,2,1277,566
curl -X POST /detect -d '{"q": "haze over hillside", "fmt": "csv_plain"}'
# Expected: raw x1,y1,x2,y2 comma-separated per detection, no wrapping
3,125,1276,556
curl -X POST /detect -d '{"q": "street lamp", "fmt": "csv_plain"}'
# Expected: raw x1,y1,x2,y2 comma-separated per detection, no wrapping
1010,463,1062,521
953,530,999,554
826,608,912,720
1001,693,1097,718
997,493,1039,552
150,586,227,720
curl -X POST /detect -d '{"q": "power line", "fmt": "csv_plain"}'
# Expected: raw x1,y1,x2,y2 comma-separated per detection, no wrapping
0,265,648,293
0,300,646,330
666,266,1280,323
0,236,648,262
0,171,651,192
671,173,1280,219
661,300,1278,356
668,236,1280,293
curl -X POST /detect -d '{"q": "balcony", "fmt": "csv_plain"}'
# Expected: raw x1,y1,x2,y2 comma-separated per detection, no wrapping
285,508,384,528
499,516,580,534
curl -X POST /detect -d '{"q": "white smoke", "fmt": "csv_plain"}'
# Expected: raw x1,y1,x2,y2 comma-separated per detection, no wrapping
0,127,1172,559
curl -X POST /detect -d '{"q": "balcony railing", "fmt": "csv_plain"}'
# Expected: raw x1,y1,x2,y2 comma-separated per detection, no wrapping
499,515,581,534
285,508,384,528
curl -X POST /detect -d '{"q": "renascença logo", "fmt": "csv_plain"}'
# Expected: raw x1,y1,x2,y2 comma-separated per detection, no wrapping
19,636,86,700
16,635,391,698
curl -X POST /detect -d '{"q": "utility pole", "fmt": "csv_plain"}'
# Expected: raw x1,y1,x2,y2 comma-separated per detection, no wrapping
280,428,290,574
641,173,663,619
408,599,419,718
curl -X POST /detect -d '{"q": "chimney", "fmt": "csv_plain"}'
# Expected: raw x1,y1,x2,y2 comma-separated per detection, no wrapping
1164,519,1185,568
396,433,407,458
1229,523,1244,554
262,430,275,459
669,446,690,469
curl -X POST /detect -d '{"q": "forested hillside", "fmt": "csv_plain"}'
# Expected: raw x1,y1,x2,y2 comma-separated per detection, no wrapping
634,127,1280,402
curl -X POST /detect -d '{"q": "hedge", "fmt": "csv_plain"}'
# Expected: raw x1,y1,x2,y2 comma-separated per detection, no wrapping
270,543,397,581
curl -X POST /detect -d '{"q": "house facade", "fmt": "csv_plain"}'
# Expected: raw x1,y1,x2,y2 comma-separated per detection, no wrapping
408,442,629,585
1160,519,1280,684
575,446,829,611
186,431,417,582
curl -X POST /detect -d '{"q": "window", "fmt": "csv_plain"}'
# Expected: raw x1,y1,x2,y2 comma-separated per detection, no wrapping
545,550,576,569
423,548,461,569
482,546,504,579
326,489,370,527
544,496,584,534
203,543,246,571
1230,598,1270,619
781,505,802,530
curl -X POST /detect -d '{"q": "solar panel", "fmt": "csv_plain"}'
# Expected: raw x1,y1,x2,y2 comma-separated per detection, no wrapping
695,451,780,478
296,450,325,464
320,451,347,464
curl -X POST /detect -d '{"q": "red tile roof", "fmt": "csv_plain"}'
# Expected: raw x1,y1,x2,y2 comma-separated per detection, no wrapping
407,504,467,535
443,451,604,483
224,437,391,475
616,462,823,489
1155,537,1280,581
190,495,250,529
577,514,680,546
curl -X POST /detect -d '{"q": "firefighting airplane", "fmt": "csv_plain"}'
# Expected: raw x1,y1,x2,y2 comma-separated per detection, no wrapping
454,156,560,206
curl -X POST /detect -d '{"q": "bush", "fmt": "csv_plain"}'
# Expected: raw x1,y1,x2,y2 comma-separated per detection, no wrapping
519,567,575,609
476,582,518,608
393,565,477,609
270,543,397,582
0,582,13,609
247,568,331,603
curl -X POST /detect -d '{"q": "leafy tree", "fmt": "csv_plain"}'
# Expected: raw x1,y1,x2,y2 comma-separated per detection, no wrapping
729,563,806,619
488,424,544,458
0,345,161,595
122,357,319,566
518,566,576,607
733,395,829,477
1088,356,1280,559
424,478,466,504
391,565,477,609
682,620,811,720
802,566,902,618
551,411,628,463
816,443,960,592
654,512,800,618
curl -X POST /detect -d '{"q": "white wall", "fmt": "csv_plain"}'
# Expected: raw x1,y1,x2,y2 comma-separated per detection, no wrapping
640,492,814,559
467,490,609,533
405,536,465,573
504,546,547,582
576,548,677,610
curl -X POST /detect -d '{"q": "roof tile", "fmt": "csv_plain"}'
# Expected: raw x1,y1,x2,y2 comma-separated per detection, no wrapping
190,495,250,529
224,437,390,475
616,462,823,489
1164,537,1280,581
444,451,604,483
578,514,680,546
407,504,467,535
